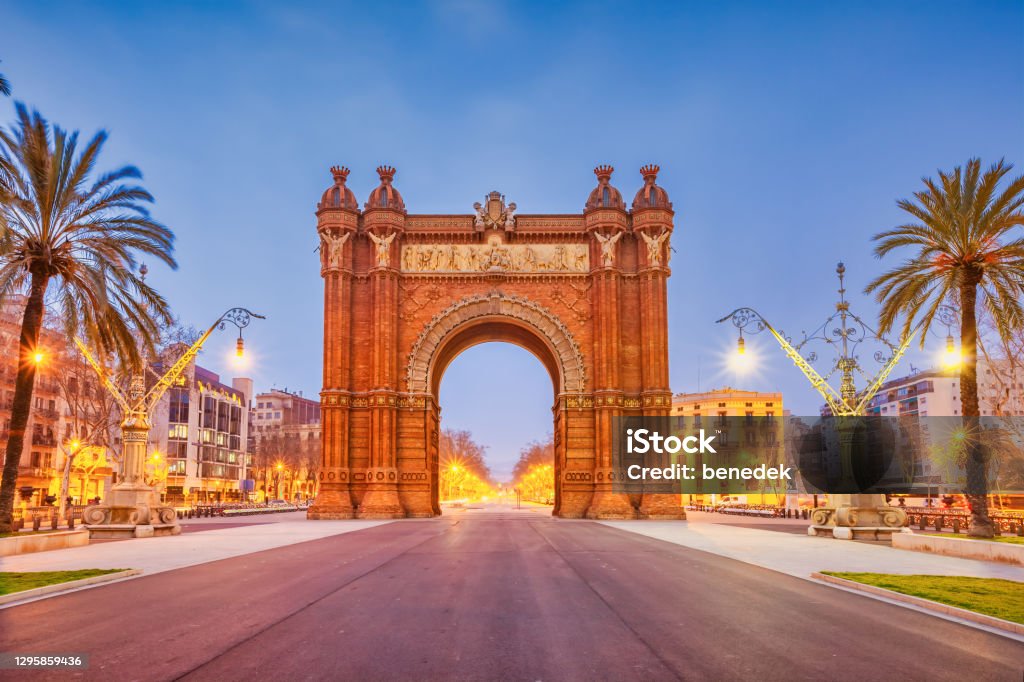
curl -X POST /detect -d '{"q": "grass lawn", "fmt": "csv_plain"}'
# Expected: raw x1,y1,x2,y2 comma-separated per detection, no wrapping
823,572,1024,625
927,532,1024,545
0,569,126,595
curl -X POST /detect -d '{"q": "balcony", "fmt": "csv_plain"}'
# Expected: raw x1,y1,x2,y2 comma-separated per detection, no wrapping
31,434,58,447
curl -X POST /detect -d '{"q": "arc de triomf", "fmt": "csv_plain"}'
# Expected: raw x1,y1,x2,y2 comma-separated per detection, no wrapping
307,164,683,520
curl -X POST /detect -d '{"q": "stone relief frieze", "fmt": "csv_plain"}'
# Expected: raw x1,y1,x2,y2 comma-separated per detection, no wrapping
400,243,589,273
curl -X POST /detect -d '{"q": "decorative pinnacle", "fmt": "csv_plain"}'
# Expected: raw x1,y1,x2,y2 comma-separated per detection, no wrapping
640,164,660,183
330,166,350,183
376,165,396,184
594,165,614,183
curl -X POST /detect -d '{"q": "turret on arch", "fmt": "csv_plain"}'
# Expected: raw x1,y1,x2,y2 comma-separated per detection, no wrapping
308,165,683,520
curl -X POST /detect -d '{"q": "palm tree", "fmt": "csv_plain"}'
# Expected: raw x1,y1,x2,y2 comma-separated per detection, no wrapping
866,158,1024,537
0,104,177,533
0,59,10,96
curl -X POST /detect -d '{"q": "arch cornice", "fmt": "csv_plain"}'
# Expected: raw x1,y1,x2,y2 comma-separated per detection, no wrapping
405,292,586,395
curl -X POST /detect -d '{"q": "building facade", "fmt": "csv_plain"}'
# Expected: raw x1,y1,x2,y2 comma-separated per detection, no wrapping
672,387,783,420
150,363,252,505
0,297,112,507
865,361,1024,418
672,387,788,506
250,388,321,502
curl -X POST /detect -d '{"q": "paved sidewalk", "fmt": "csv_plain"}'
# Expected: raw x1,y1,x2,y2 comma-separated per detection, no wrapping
0,519,391,577
601,520,1024,580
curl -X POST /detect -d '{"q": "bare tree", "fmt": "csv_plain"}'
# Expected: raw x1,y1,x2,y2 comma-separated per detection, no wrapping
512,435,554,482
54,351,120,518
440,429,492,483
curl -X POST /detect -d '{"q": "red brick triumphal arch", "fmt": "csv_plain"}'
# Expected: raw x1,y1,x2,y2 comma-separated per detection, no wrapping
307,164,684,520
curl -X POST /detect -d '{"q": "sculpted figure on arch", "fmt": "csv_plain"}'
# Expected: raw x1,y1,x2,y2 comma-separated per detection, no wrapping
593,230,623,267
368,231,396,267
320,229,350,268
641,229,671,266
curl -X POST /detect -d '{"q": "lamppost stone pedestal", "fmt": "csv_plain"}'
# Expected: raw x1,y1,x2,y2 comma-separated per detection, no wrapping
82,402,180,539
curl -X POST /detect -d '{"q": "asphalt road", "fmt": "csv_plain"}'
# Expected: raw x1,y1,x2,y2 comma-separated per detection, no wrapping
2,511,1023,682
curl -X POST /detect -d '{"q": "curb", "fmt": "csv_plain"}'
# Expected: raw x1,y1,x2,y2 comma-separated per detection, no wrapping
811,572,1024,636
0,569,142,607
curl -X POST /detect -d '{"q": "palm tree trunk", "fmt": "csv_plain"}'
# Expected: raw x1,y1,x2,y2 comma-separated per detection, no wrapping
960,275,994,537
0,269,51,534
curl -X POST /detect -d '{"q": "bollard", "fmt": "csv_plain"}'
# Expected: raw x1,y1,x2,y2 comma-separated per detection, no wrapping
918,515,926,530
952,518,960,534
934,516,942,532
50,513,58,530
1017,521,1023,537
68,515,75,529
33,516,41,531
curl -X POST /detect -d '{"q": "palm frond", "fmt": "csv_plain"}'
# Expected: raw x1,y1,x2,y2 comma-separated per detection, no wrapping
0,103,178,369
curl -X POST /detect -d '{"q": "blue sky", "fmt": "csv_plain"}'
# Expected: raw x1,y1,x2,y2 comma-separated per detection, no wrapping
2,1,1022,480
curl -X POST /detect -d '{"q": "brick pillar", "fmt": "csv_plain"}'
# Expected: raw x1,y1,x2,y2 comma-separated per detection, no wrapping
635,205,685,519
583,204,636,519
308,172,358,520
358,213,405,518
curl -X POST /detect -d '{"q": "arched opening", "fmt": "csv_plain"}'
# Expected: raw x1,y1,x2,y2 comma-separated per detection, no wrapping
437,340,556,512
426,317,565,514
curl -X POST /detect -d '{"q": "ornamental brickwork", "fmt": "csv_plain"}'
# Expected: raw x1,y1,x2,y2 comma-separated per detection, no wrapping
308,165,683,519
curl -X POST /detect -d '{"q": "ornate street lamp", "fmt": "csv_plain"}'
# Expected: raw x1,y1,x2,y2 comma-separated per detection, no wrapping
717,263,954,539
75,307,264,538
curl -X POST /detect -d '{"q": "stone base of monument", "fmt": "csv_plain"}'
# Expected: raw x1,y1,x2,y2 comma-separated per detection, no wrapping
81,483,180,539
307,484,355,519
353,469,407,519
807,505,908,541
639,494,686,520
585,487,638,519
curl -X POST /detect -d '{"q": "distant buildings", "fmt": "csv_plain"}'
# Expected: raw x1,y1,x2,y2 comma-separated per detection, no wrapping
863,361,1024,418
672,387,788,507
149,362,252,505
672,387,783,420
0,295,324,508
250,388,321,502
0,296,112,507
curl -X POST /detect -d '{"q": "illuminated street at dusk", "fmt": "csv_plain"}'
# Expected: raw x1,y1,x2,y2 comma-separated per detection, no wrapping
3,507,1023,681
1,2,1023,680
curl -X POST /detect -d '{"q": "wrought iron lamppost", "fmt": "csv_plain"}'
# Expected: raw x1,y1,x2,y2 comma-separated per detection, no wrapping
717,263,953,539
76,307,265,539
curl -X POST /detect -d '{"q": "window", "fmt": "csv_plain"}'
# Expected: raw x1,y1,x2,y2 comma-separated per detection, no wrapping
169,424,188,440
765,402,774,407
170,388,189,423
202,397,216,428
718,403,726,408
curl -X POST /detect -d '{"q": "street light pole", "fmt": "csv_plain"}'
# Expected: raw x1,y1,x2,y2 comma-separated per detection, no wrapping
77,307,264,538
717,264,953,540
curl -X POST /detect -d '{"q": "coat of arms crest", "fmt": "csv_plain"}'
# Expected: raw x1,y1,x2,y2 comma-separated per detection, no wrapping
473,191,516,231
